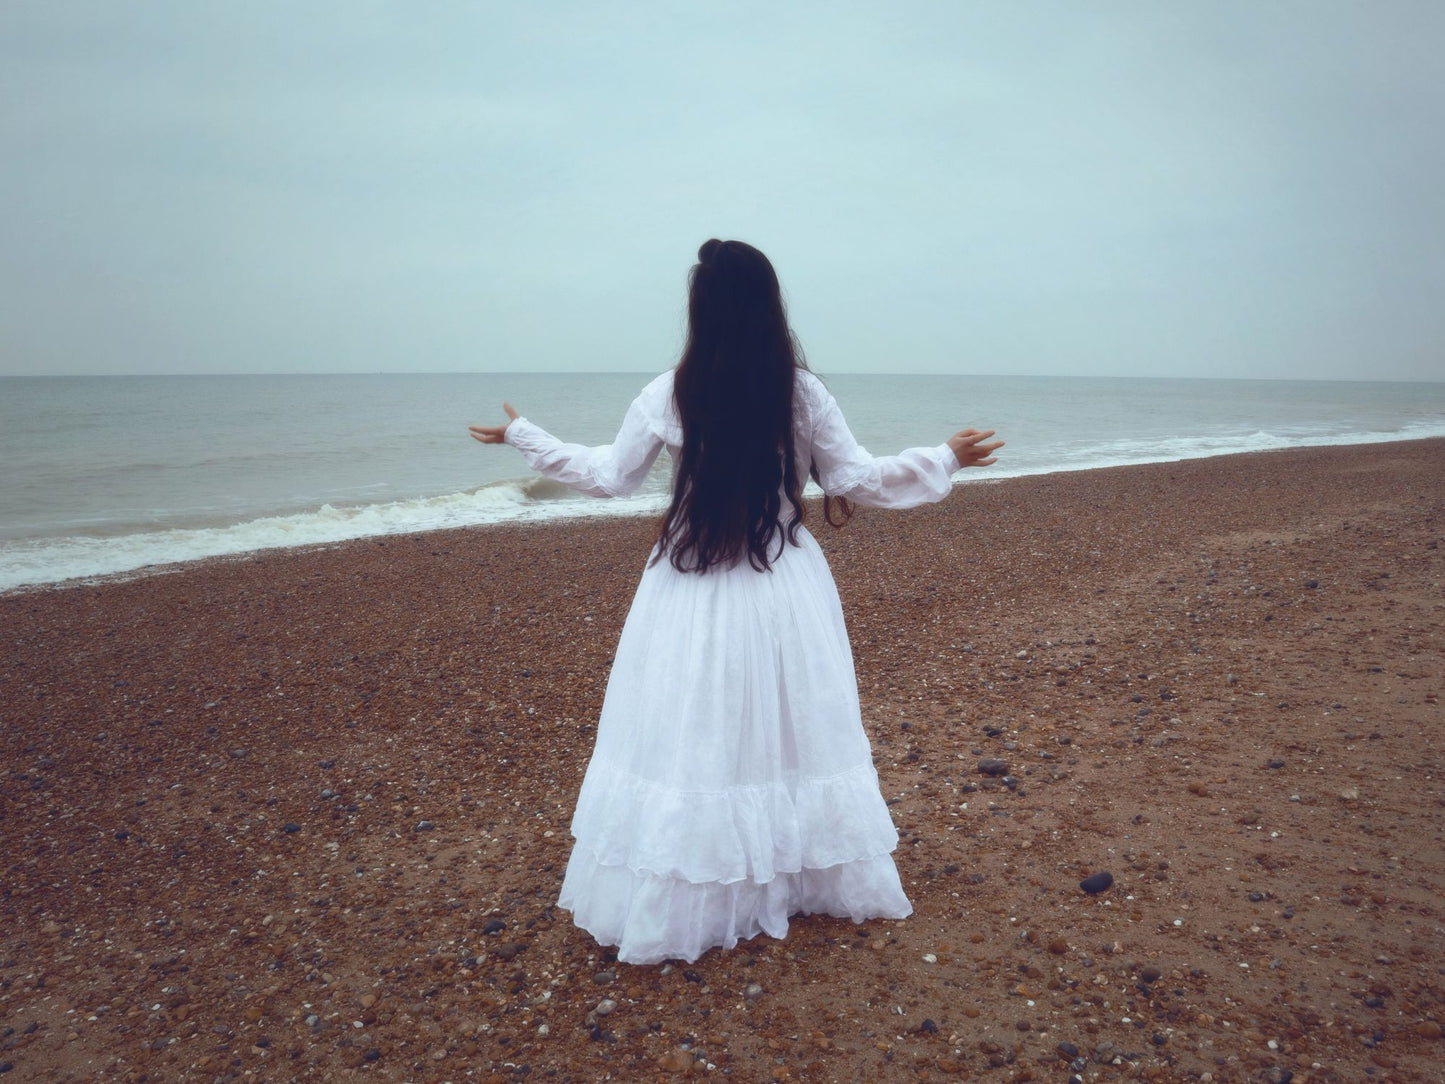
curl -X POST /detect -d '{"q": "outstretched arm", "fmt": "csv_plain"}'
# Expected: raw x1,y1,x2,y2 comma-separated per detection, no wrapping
808,382,1003,508
468,396,665,499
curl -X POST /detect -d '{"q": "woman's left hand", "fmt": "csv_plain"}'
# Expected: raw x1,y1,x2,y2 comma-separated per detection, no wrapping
469,403,520,444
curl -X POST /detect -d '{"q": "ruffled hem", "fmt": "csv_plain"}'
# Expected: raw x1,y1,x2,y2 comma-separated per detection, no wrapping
569,758,901,884
558,849,912,965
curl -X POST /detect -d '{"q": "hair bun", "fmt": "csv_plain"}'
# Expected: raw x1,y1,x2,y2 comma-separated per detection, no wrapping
698,238,725,265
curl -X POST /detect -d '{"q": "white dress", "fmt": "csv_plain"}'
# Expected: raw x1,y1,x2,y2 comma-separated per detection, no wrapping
504,369,959,964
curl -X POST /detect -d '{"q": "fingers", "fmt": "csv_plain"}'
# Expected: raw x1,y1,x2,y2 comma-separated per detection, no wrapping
469,405,519,445
951,428,996,445
947,428,1004,470
468,424,507,444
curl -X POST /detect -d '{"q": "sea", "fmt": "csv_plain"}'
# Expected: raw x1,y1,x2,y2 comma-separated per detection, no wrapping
2,372,1442,593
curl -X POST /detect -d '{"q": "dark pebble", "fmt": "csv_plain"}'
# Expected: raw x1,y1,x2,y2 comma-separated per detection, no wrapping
593,970,617,985
684,970,704,984
1266,759,1286,769
282,823,301,834
414,820,435,832
0,1064,11,1075
1057,1041,1079,1058
1249,892,1266,902
363,1049,380,1062
1139,966,1162,983
1079,871,1114,895
319,758,336,768
977,758,1009,777
482,919,506,936
114,830,129,841
1151,1033,1168,1046
495,943,524,961
1304,579,1318,589
918,1018,938,1034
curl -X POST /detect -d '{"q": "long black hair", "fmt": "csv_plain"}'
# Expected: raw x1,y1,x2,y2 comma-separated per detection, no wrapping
656,239,849,573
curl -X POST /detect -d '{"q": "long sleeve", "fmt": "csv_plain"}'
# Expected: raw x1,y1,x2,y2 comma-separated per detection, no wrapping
805,378,960,509
504,393,666,498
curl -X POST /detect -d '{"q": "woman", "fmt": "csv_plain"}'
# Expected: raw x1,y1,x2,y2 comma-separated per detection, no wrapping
471,239,1001,964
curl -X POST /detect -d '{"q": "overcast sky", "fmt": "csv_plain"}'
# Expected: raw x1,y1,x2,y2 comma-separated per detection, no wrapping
2,2,1442,379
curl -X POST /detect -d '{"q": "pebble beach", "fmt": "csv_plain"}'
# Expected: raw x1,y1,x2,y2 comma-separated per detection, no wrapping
2,438,1442,1083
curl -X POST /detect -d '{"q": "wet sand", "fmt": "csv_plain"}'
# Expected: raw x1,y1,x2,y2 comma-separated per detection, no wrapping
1,439,1442,1082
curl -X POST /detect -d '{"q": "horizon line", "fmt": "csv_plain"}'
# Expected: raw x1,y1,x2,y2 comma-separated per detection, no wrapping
2,370,1443,385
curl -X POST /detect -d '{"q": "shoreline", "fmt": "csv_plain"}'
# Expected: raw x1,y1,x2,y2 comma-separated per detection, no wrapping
5,434,1444,598
2,438,1442,1081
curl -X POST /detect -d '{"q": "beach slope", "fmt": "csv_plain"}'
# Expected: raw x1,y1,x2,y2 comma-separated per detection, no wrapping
2,439,1441,1081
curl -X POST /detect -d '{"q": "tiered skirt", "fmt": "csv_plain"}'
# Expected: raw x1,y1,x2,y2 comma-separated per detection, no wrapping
557,528,910,964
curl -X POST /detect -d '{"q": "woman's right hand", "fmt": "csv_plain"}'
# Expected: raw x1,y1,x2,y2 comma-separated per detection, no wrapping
469,403,520,444
947,428,1004,469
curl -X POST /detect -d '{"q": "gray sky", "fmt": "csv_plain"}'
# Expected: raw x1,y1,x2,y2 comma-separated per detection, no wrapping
2,2,1442,379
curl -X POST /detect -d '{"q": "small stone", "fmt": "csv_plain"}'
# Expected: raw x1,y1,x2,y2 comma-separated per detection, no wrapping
414,820,435,832
362,1049,380,1062
594,998,617,1016
1079,872,1114,895
918,1018,938,1034
494,943,523,961
359,994,376,1009
657,1048,692,1072
1417,1020,1442,1039
1266,759,1286,769
978,758,1009,777
481,918,506,935
1140,966,1162,983
1048,939,1069,955
1304,579,1319,589
282,823,301,834
744,983,764,1000
593,970,617,985
1057,1040,1079,1058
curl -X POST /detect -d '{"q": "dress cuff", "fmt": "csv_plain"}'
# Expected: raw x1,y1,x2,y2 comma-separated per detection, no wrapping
503,416,535,447
936,442,962,474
